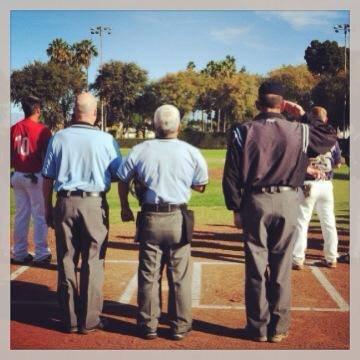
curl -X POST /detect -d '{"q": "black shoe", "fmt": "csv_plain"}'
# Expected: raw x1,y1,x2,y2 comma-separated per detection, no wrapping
139,327,158,340
11,254,33,265
170,328,191,341
80,318,108,335
244,327,267,342
33,254,52,265
65,326,79,334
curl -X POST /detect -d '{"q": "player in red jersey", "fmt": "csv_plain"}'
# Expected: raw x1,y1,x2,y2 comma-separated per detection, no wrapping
11,96,52,264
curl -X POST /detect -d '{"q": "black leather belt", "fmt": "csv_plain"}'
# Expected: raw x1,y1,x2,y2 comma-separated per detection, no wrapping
57,190,105,198
141,203,187,212
249,186,298,194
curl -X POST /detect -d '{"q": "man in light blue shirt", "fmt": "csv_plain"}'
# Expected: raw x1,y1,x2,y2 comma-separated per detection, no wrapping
42,92,122,334
118,104,208,341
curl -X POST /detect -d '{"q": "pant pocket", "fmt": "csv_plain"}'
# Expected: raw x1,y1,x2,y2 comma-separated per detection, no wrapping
137,211,183,245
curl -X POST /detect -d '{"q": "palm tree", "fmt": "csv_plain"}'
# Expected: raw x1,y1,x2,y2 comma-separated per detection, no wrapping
46,38,72,65
186,61,196,71
72,40,98,87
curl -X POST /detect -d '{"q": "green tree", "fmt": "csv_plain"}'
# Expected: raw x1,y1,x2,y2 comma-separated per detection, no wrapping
11,61,86,129
72,39,98,87
153,70,203,119
186,61,196,71
267,64,319,109
311,71,349,130
90,61,148,130
304,40,348,75
200,55,238,132
46,38,73,65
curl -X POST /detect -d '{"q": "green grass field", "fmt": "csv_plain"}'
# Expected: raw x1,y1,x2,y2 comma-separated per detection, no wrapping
10,149,349,228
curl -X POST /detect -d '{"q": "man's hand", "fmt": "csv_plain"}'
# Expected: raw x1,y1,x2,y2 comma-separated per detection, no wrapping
282,100,305,117
45,206,54,228
191,184,206,193
306,165,326,180
121,206,135,222
233,212,243,229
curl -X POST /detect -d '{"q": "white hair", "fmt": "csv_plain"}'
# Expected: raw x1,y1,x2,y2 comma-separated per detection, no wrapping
153,104,180,135
76,92,97,115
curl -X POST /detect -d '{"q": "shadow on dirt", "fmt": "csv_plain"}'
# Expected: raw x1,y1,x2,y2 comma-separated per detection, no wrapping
307,236,349,253
103,301,241,339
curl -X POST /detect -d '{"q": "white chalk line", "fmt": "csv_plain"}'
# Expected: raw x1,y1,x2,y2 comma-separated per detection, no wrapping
192,262,202,307
106,259,240,265
310,266,349,311
10,260,349,313
10,266,30,281
118,271,138,304
11,300,348,312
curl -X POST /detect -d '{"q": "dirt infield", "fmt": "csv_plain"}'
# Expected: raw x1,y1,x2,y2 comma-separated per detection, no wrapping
10,223,349,350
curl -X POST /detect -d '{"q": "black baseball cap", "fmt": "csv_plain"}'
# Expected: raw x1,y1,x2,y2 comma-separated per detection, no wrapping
258,81,284,97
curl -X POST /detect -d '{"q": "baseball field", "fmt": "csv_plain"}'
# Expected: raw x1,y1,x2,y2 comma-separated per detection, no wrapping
10,149,350,349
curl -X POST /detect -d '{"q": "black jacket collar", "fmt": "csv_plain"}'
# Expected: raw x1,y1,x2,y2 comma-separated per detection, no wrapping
254,112,286,121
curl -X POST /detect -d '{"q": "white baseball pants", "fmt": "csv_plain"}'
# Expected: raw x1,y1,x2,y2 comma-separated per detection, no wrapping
11,171,50,261
292,180,338,263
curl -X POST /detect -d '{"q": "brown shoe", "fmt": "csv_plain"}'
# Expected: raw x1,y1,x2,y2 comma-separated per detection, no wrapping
292,261,304,270
269,333,288,343
80,318,108,335
323,259,337,268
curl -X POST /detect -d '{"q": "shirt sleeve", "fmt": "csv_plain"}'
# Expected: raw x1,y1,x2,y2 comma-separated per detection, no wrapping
331,141,342,166
116,148,137,183
222,125,244,212
108,137,123,179
39,127,52,160
306,120,337,157
192,149,209,186
42,136,57,179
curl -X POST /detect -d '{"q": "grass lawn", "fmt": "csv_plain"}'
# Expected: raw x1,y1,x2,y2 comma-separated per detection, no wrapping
10,149,349,228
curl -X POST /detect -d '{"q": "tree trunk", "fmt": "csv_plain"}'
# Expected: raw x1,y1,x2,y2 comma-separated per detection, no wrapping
201,110,204,132
223,111,227,133
217,108,221,132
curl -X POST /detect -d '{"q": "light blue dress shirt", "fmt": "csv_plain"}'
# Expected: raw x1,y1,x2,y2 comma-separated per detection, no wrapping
42,123,122,192
118,138,208,204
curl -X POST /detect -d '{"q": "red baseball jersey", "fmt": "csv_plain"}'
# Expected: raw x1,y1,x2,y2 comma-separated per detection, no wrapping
11,118,52,173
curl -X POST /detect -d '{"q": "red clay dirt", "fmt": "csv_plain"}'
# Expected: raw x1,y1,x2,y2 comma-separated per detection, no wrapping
10,223,349,350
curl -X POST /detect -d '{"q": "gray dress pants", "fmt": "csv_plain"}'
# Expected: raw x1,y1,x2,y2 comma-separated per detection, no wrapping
241,190,299,337
136,210,192,333
54,195,109,330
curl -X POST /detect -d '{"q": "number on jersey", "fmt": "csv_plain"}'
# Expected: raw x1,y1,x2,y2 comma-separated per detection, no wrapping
15,135,30,156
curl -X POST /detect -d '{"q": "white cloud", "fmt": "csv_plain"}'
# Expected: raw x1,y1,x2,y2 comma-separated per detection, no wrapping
210,26,250,44
256,11,343,30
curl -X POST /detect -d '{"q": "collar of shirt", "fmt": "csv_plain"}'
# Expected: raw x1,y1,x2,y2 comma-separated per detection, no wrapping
70,121,99,130
254,112,286,121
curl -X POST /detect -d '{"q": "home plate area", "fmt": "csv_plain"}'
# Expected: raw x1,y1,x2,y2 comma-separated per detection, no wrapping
11,225,349,350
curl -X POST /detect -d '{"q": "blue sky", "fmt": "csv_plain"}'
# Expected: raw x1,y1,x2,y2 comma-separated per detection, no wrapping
10,10,349,116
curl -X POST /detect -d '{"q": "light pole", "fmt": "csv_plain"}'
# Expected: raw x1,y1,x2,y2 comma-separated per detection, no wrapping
90,26,112,131
334,24,350,132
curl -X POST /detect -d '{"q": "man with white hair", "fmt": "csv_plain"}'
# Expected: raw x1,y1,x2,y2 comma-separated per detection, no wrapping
118,104,208,340
42,92,122,334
